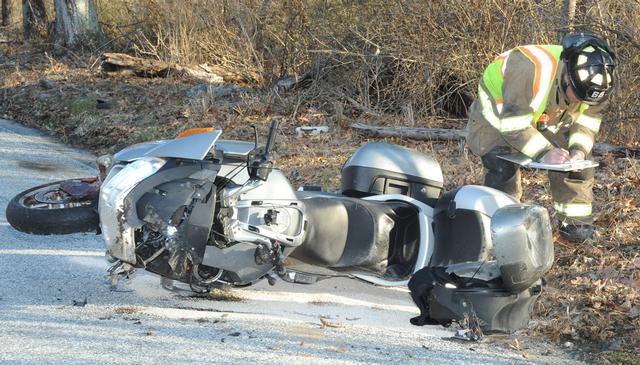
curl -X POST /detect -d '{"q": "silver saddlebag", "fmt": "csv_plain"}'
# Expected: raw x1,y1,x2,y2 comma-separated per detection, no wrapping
408,204,553,334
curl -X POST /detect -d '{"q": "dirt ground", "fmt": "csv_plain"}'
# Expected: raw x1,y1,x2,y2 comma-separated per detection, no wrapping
1,43,638,364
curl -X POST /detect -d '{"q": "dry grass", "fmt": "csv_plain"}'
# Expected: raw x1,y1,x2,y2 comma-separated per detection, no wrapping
92,0,640,145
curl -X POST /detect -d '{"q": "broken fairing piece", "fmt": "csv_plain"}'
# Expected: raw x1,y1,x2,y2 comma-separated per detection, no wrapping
295,126,329,137
453,328,482,342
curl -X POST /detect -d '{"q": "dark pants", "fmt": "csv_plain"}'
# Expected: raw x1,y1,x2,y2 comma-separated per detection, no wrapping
481,146,523,200
481,146,595,224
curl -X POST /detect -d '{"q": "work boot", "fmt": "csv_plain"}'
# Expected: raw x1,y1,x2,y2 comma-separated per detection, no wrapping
558,222,594,242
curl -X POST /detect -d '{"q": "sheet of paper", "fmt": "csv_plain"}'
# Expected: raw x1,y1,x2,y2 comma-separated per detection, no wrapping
497,152,599,172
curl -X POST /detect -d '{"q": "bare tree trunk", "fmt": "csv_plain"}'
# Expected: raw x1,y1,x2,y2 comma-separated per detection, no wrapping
22,0,47,40
1,0,10,26
54,0,101,48
254,0,271,54
560,0,578,40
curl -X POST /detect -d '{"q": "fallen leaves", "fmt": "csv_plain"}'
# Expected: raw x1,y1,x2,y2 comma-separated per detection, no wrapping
508,338,521,351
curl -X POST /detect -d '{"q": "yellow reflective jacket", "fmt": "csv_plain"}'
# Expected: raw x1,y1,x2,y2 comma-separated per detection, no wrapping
468,44,605,160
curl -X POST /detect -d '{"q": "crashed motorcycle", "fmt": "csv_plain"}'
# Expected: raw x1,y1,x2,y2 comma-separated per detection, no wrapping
7,118,553,332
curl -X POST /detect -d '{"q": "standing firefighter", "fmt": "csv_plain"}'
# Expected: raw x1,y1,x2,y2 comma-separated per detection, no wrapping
466,33,616,242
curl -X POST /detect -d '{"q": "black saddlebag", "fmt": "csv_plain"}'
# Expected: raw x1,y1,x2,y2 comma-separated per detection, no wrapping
408,266,542,334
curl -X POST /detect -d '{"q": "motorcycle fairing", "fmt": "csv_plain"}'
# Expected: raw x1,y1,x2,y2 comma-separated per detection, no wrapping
230,199,306,244
100,158,167,263
114,136,254,163
234,169,299,201
113,130,222,162
114,140,166,162
219,169,306,247
137,180,216,280
215,140,256,159
101,159,220,265
201,242,274,285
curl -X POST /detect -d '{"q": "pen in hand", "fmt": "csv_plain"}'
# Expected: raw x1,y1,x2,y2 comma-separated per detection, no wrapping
541,148,571,164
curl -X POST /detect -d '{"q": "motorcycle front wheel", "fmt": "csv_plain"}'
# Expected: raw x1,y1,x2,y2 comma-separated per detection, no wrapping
6,179,100,235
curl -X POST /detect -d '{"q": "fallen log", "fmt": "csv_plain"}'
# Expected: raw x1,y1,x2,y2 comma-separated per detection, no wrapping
351,122,466,141
350,122,640,157
100,53,248,84
593,143,640,157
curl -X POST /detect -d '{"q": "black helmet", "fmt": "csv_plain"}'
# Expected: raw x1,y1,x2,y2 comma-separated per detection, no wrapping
560,32,616,105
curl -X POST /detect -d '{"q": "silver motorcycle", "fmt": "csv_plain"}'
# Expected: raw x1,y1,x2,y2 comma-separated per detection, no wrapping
93,118,550,290
7,118,553,332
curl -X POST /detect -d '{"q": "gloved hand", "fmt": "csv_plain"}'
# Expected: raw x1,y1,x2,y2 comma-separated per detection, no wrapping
541,148,570,164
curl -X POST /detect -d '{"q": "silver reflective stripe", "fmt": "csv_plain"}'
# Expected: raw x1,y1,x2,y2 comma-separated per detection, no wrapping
478,87,533,133
546,124,561,134
500,50,512,76
574,114,601,133
478,88,501,130
500,114,533,132
521,133,551,158
554,201,592,217
569,132,594,152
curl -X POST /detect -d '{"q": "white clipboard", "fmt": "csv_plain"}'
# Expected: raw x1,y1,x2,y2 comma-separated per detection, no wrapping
497,152,599,172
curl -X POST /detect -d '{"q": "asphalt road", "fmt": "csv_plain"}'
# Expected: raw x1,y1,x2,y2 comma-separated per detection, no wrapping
0,119,584,365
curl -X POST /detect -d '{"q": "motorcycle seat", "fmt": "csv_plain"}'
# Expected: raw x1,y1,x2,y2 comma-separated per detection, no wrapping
291,196,417,274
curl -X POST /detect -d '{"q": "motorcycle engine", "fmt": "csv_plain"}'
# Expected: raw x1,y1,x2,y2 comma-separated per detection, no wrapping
133,179,218,284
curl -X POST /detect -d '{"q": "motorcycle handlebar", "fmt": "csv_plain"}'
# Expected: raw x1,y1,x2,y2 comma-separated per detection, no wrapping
263,117,279,159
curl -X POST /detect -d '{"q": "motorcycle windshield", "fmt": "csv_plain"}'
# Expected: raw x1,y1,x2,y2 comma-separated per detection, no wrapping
115,130,222,162
145,130,222,160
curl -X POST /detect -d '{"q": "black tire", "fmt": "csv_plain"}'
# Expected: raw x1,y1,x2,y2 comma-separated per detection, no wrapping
5,180,99,235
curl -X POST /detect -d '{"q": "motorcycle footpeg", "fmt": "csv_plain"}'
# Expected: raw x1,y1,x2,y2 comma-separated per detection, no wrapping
277,269,319,285
107,260,135,277
106,260,136,289
264,274,278,286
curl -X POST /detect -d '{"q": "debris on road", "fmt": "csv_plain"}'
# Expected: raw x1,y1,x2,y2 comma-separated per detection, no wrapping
72,298,87,307
295,126,329,137
319,316,344,328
